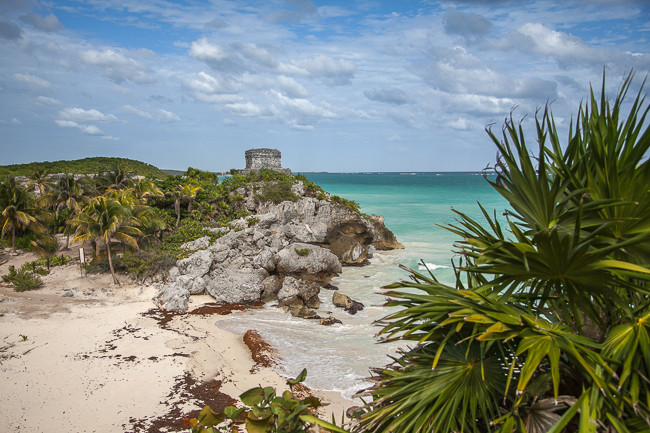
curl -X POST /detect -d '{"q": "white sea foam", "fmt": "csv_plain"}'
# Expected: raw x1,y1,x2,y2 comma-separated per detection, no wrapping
418,262,450,271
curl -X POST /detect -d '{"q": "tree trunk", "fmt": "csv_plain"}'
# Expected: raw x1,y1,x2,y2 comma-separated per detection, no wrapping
175,199,181,226
11,225,16,253
65,233,70,249
105,238,120,286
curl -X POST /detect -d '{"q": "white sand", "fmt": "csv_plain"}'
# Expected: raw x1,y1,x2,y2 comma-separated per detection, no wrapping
0,247,353,432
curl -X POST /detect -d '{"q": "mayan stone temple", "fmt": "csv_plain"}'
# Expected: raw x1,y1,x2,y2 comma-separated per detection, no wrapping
238,148,291,175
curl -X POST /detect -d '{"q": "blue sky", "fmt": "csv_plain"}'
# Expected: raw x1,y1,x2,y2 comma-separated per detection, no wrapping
0,0,648,172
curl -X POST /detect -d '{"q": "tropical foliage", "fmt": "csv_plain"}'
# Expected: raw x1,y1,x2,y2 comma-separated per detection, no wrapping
0,157,168,179
360,73,650,433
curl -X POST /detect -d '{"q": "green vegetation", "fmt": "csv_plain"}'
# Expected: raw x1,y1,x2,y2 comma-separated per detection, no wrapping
0,157,168,179
294,248,310,257
186,369,347,433
255,180,299,204
330,195,361,215
1,265,43,291
360,73,650,433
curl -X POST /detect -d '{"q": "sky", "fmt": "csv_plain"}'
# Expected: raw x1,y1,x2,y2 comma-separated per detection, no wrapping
0,0,649,173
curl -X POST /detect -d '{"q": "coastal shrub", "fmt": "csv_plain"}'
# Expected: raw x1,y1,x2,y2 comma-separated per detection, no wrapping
294,248,310,257
2,265,44,291
254,180,299,204
330,195,361,215
161,219,223,259
359,74,650,433
185,369,348,433
247,217,259,227
122,248,175,284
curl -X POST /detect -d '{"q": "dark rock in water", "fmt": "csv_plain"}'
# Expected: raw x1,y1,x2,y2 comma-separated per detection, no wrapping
304,293,321,309
322,283,339,291
332,291,364,315
320,317,343,326
288,305,320,319
346,300,364,315
343,259,370,267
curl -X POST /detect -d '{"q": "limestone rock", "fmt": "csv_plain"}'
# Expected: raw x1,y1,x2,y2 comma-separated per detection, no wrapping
261,275,283,301
327,235,368,265
276,243,342,283
253,248,278,272
180,236,211,250
304,294,321,309
205,268,264,303
154,283,190,312
177,249,212,278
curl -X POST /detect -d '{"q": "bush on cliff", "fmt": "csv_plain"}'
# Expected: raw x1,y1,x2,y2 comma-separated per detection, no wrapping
359,73,650,433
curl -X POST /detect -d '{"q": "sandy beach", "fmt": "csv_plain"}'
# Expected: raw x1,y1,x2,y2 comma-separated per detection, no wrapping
0,244,353,432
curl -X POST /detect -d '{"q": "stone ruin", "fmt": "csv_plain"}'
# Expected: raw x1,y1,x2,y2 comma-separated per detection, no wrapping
238,148,291,175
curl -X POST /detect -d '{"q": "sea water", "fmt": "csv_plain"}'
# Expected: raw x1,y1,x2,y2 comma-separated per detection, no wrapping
215,172,508,400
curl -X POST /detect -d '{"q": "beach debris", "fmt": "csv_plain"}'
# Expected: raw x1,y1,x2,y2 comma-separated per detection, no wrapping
61,291,74,298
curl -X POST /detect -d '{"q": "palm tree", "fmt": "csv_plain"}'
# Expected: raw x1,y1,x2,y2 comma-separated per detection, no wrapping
169,183,203,226
98,160,132,193
71,196,142,285
360,73,650,433
26,167,52,197
45,174,91,249
0,175,47,253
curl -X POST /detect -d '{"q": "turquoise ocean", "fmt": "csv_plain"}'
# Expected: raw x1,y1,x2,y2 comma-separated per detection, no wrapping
216,172,508,400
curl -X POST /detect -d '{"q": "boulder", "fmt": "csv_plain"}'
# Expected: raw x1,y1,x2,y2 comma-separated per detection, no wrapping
205,268,265,303
154,283,190,312
177,249,212,278
176,275,206,295
253,249,278,272
276,243,342,283
304,294,321,309
288,305,320,319
320,317,343,326
332,292,365,315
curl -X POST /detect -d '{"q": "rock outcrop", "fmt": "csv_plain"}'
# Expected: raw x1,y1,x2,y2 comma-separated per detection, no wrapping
154,179,402,314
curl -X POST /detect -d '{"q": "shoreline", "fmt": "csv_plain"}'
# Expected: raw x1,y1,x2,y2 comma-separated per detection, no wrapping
0,252,353,432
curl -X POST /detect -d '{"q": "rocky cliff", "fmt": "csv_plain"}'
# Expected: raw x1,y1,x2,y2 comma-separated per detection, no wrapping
154,180,403,315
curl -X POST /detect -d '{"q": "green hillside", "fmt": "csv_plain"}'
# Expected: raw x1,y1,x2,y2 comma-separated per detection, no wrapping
0,157,168,179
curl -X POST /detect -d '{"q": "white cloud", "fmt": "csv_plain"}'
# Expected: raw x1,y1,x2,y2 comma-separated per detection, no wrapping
293,55,356,86
364,88,411,105
59,107,119,123
121,105,153,119
80,125,105,135
55,119,113,138
79,49,156,84
387,134,402,142
223,118,238,126
276,76,309,98
14,73,51,89
11,118,22,125
224,101,269,117
33,96,61,105
447,118,469,130
188,38,242,73
55,120,80,128
157,109,180,123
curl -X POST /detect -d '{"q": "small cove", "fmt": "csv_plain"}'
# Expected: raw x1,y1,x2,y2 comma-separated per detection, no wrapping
215,172,508,399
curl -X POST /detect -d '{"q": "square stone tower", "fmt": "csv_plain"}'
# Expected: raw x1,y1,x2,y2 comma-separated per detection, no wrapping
239,148,291,174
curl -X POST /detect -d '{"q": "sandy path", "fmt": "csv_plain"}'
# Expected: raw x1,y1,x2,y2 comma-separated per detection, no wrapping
0,250,353,432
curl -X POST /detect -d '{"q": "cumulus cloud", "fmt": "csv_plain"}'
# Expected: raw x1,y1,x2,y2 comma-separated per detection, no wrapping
19,13,64,32
224,101,269,117
121,105,152,118
59,107,119,123
270,90,337,119
55,120,106,136
276,76,309,98
443,9,492,37
502,23,649,70
79,49,156,84
293,55,356,86
188,38,243,73
205,17,228,29
33,95,61,105
0,16,22,40
14,73,51,89
149,95,173,104
446,117,470,130
157,109,180,123
421,46,557,99
364,88,411,105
